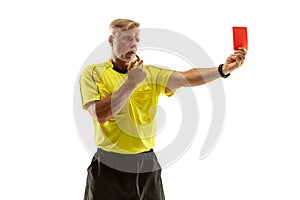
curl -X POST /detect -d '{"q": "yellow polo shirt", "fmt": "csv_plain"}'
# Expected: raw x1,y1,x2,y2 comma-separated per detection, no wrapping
80,61,175,154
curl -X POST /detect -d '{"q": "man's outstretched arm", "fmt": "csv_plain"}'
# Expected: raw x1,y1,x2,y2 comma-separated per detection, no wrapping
166,48,247,92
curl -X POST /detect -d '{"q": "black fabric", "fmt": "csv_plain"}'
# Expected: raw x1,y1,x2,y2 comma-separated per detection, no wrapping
112,62,128,74
84,148,165,200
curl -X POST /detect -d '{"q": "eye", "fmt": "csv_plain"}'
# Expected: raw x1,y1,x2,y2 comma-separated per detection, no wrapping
125,35,134,41
120,35,139,42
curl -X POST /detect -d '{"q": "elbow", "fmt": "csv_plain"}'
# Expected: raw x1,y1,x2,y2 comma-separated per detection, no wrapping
96,115,109,124
96,111,112,124
97,118,106,124
94,103,111,124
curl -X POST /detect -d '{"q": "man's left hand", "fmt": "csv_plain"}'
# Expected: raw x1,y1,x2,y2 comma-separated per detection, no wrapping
222,48,247,75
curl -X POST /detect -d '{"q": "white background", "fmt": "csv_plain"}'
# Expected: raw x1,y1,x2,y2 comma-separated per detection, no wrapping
1,0,300,199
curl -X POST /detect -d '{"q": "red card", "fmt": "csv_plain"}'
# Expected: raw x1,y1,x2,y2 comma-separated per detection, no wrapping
233,27,248,50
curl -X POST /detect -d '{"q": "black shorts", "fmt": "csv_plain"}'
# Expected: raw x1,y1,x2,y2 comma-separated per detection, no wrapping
84,148,165,200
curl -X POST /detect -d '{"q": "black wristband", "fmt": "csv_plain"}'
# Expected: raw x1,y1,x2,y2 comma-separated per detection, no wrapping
218,64,230,78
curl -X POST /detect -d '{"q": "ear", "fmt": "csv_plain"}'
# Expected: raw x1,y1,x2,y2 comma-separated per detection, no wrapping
109,35,113,47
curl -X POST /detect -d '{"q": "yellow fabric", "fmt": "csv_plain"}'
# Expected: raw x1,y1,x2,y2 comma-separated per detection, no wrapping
80,61,175,154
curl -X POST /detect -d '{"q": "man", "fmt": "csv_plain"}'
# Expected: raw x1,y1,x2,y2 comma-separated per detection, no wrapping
80,19,246,200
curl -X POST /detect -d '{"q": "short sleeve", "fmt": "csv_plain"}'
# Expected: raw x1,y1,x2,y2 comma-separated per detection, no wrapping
79,65,107,110
155,67,175,97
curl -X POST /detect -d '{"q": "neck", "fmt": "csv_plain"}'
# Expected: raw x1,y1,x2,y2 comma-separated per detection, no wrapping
111,57,129,72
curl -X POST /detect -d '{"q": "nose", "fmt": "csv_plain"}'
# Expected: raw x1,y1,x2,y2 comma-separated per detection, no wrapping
130,43,137,50
131,38,138,45
130,41,138,51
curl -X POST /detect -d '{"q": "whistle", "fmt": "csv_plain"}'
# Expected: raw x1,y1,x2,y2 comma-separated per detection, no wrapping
135,55,140,61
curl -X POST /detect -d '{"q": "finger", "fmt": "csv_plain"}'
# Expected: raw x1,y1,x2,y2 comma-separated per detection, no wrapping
136,59,144,68
230,55,241,65
238,47,247,55
238,47,247,52
236,54,244,60
233,50,246,60
127,60,138,70
233,49,246,57
233,51,244,56
236,56,243,66
236,55,242,61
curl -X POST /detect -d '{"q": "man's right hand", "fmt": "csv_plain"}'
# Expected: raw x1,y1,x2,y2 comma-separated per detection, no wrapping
127,59,146,86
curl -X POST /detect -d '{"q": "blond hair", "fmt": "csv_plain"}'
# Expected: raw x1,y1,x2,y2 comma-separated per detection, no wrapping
109,19,140,35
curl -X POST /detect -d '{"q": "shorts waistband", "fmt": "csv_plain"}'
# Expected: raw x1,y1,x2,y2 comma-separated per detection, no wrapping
94,148,160,173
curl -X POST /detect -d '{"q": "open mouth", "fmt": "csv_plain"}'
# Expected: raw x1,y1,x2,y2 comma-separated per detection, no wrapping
121,50,137,60
124,51,136,59
127,51,136,55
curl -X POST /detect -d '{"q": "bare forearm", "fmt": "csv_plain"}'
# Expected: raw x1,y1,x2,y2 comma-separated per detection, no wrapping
181,67,220,86
167,67,220,91
95,80,137,124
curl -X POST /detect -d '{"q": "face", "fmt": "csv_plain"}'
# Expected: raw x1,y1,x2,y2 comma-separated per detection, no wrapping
110,27,140,63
